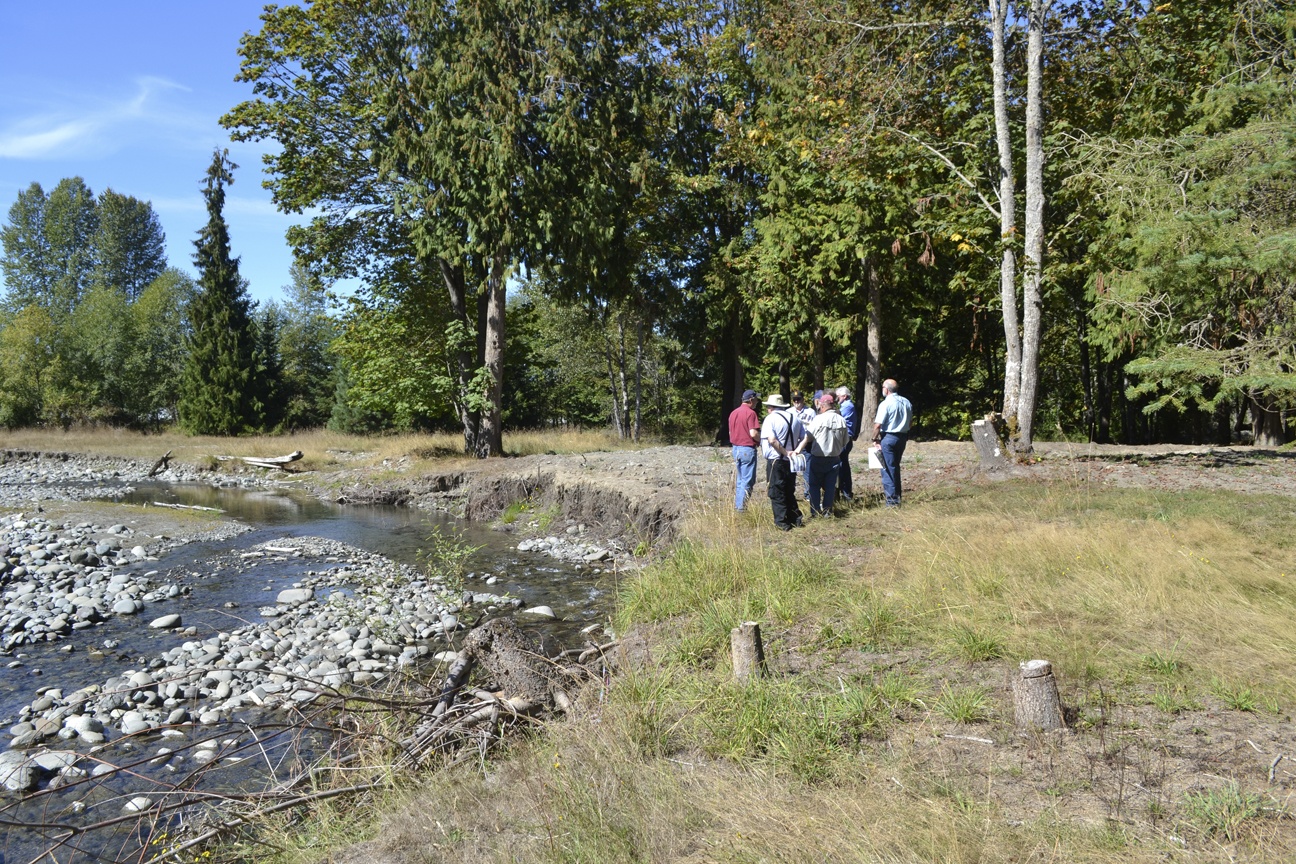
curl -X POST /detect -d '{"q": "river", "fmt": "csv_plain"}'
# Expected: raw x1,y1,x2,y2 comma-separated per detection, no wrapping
0,481,617,863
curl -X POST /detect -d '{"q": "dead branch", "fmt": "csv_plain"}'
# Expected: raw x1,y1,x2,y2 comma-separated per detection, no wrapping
146,451,172,478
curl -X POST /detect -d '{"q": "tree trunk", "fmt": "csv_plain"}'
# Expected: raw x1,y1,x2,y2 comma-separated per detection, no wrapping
478,249,507,458
1250,393,1286,447
1096,360,1113,443
617,317,630,438
439,259,482,456
989,0,1021,422
634,313,643,442
1073,298,1093,441
1012,659,1066,731
972,416,1011,469
606,331,623,438
718,309,741,444
1014,0,1050,454
861,258,882,424
812,326,825,392
778,359,790,403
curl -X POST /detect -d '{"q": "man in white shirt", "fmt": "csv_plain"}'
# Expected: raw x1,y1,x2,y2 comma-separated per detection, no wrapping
760,393,804,530
793,391,849,517
871,378,913,506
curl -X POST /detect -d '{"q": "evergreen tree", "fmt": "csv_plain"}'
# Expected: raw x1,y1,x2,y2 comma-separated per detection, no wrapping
178,150,263,434
279,262,338,430
254,301,285,431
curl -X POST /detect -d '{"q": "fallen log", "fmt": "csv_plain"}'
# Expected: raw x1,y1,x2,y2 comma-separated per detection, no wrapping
242,451,304,471
151,501,224,513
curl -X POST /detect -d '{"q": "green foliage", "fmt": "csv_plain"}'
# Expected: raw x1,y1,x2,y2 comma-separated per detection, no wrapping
1182,783,1273,841
0,177,176,428
945,624,1006,662
178,150,266,435
1211,679,1260,712
93,188,167,300
702,677,885,781
934,685,992,724
278,263,338,429
416,524,482,585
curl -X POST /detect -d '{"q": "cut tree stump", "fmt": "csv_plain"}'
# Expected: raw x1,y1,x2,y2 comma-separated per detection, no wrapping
1012,659,1066,731
730,621,766,681
971,416,1011,469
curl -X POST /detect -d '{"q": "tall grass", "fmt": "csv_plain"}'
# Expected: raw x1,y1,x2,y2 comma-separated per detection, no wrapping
248,477,1296,863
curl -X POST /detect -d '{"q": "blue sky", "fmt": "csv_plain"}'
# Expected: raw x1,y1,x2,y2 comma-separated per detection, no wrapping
0,2,309,304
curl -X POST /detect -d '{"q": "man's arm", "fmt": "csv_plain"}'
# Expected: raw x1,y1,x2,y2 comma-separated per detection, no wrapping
872,421,882,442
766,415,791,457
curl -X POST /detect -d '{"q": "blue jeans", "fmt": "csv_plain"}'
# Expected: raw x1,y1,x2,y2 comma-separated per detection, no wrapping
806,455,840,516
733,446,757,510
879,433,908,505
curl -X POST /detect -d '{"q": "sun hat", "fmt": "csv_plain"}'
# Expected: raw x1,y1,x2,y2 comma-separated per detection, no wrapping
763,394,791,409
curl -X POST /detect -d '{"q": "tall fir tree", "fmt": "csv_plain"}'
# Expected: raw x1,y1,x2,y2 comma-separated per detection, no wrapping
178,150,263,434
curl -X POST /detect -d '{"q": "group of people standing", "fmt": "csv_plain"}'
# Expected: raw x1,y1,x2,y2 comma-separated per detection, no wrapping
728,379,913,530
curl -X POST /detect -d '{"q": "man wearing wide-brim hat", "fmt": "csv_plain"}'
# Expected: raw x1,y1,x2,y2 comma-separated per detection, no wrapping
759,393,804,530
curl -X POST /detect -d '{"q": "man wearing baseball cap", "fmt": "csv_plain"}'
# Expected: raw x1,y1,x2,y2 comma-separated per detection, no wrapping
727,389,761,511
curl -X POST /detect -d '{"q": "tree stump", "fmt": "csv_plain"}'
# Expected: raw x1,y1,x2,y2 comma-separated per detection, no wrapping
1012,659,1065,731
730,621,766,681
971,416,1011,469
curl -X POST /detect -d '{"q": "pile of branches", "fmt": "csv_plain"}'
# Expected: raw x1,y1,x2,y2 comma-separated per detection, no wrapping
3,618,616,863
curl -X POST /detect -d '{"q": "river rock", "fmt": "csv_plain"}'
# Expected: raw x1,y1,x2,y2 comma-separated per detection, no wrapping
123,796,152,813
120,712,150,736
0,752,39,792
149,614,182,629
521,605,558,619
30,750,78,772
112,599,140,615
276,588,314,605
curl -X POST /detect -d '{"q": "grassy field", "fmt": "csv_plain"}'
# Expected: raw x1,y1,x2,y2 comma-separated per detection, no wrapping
0,426,662,470
246,474,1295,863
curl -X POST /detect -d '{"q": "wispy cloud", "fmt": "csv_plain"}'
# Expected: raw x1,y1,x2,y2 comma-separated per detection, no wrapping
0,76,208,161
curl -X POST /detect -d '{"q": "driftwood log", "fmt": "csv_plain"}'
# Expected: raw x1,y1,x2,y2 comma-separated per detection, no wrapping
730,621,767,681
214,451,304,471
1012,659,1066,731
146,450,172,478
403,618,579,768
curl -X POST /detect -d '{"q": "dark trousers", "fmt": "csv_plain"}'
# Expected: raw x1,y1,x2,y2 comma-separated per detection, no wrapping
837,439,854,499
766,457,801,529
879,432,908,505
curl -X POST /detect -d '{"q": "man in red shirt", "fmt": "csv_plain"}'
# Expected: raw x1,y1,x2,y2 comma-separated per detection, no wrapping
728,389,761,511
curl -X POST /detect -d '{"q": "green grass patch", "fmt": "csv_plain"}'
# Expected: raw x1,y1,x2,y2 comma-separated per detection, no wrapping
1182,783,1275,841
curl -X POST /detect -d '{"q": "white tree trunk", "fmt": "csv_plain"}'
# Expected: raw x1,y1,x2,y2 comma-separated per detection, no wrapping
989,0,1022,421
1016,0,1050,453
479,249,508,458
863,258,882,424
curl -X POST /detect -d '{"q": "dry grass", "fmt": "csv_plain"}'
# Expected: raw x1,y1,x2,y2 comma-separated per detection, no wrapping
0,426,662,471
246,476,1296,863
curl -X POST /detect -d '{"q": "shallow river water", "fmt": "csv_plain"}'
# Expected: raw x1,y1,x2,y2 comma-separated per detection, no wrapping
0,483,615,862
